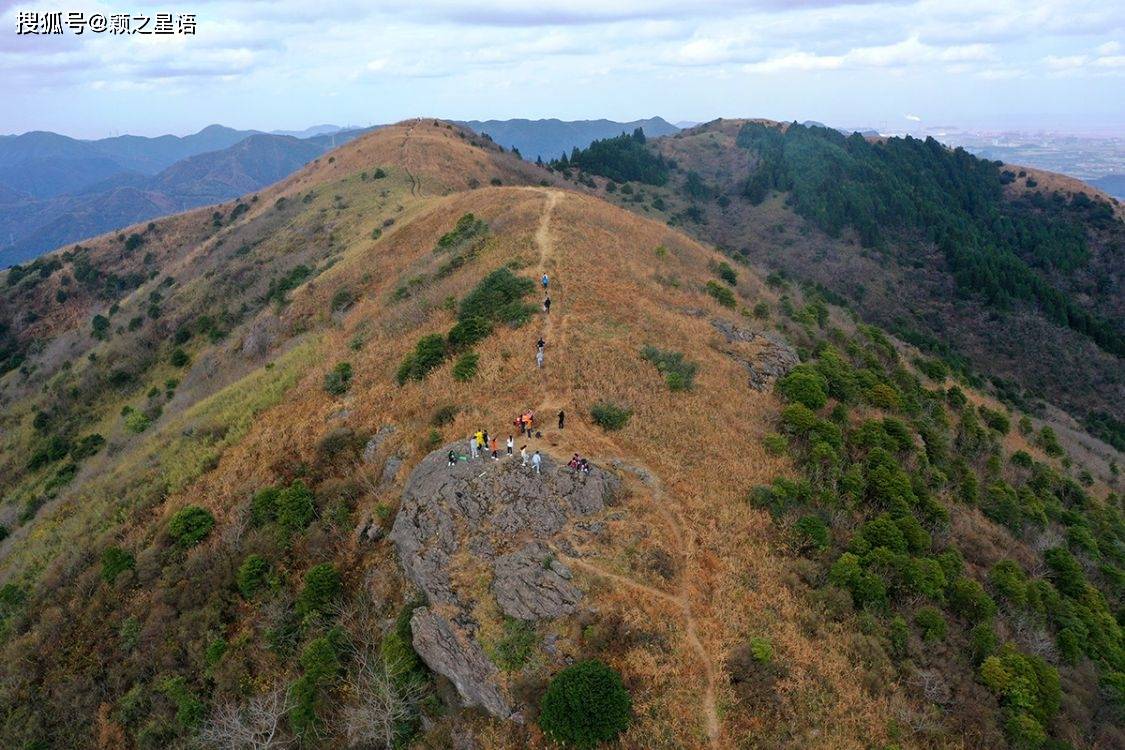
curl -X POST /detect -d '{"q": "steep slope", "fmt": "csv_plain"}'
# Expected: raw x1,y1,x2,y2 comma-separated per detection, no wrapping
0,120,1120,750
562,119,1125,444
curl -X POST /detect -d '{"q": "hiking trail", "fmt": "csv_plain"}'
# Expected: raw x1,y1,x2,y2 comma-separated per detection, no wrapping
400,119,421,197
529,189,722,748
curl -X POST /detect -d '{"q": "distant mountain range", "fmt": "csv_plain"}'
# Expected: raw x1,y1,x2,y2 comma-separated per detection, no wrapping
0,127,372,267
0,118,687,267
456,117,680,162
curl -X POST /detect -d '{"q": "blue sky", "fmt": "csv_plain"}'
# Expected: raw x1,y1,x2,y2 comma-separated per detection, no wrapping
2,0,1122,138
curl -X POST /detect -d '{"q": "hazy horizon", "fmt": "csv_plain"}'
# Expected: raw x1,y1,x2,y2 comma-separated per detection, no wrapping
3,0,1122,140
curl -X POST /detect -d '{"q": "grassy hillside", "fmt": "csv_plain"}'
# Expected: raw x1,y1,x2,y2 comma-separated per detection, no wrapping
562,120,1124,449
0,120,1120,749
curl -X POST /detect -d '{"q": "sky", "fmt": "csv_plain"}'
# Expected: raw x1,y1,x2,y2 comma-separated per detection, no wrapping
1,0,1123,139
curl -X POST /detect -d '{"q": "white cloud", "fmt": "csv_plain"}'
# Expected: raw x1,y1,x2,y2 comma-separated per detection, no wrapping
905,113,921,121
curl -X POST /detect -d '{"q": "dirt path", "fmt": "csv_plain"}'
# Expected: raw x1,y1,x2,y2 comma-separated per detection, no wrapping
400,120,421,197
529,189,722,748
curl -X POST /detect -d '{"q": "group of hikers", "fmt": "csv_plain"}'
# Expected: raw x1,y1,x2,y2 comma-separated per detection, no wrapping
442,271,586,477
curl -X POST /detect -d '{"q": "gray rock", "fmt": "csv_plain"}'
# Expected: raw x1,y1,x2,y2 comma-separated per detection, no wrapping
711,318,798,391
380,455,403,488
410,608,512,719
390,444,619,718
492,543,581,621
362,425,397,463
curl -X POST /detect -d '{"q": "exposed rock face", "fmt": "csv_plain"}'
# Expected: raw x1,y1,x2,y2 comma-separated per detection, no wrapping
390,446,618,718
712,318,799,391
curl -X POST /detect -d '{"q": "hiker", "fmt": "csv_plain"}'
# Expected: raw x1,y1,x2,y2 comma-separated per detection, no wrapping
469,434,479,459
558,410,565,429
536,349,544,369
483,430,490,454
474,430,485,458
543,295,551,314
541,273,549,289
524,411,534,431
520,445,528,465
531,450,542,474
578,457,590,474
490,435,499,460
506,435,514,457
568,453,580,470
448,449,457,467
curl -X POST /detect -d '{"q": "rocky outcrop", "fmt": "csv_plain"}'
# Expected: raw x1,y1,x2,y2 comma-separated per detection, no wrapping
390,446,618,718
712,318,799,391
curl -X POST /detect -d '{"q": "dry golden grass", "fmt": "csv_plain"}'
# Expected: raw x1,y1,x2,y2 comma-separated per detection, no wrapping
10,119,1088,749
137,175,906,747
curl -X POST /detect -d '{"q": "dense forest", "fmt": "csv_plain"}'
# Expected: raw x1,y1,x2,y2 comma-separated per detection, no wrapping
549,128,669,186
734,123,1123,358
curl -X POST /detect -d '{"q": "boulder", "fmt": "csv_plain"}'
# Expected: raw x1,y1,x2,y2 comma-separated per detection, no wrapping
711,319,799,391
390,445,619,718
409,608,512,719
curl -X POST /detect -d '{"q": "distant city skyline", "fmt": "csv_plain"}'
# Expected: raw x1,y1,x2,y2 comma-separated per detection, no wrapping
2,0,1122,139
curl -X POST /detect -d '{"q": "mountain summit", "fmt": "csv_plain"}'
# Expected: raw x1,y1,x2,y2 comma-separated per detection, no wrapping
0,120,1120,749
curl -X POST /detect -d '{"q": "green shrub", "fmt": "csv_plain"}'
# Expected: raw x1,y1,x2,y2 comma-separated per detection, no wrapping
949,577,997,623
250,486,280,526
276,480,315,532
914,357,949,381
1010,450,1033,468
158,675,204,729
447,316,492,351
988,560,1028,606
705,280,735,308
1044,547,1086,598
591,402,632,431
297,563,341,617
640,346,698,391
539,660,632,749
752,301,770,319
716,262,738,285
124,410,151,433
979,645,1060,744
452,352,479,382
776,366,828,409
100,546,135,583
793,515,829,551
748,637,773,663
979,406,1010,434
330,288,355,313
323,361,353,395
70,433,105,460
762,433,788,455
169,347,190,368
889,616,909,657
867,383,901,410
290,634,343,738
397,334,447,385
489,617,539,671
946,386,967,409
167,505,214,548
969,621,998,664
914,606,947,641
435,213,489,252
1037,426,1064,457
458,267,536,326
236,554,270,598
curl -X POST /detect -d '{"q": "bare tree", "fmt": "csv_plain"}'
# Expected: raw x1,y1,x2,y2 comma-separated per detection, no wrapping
340,648,426,749
197,688,295,749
